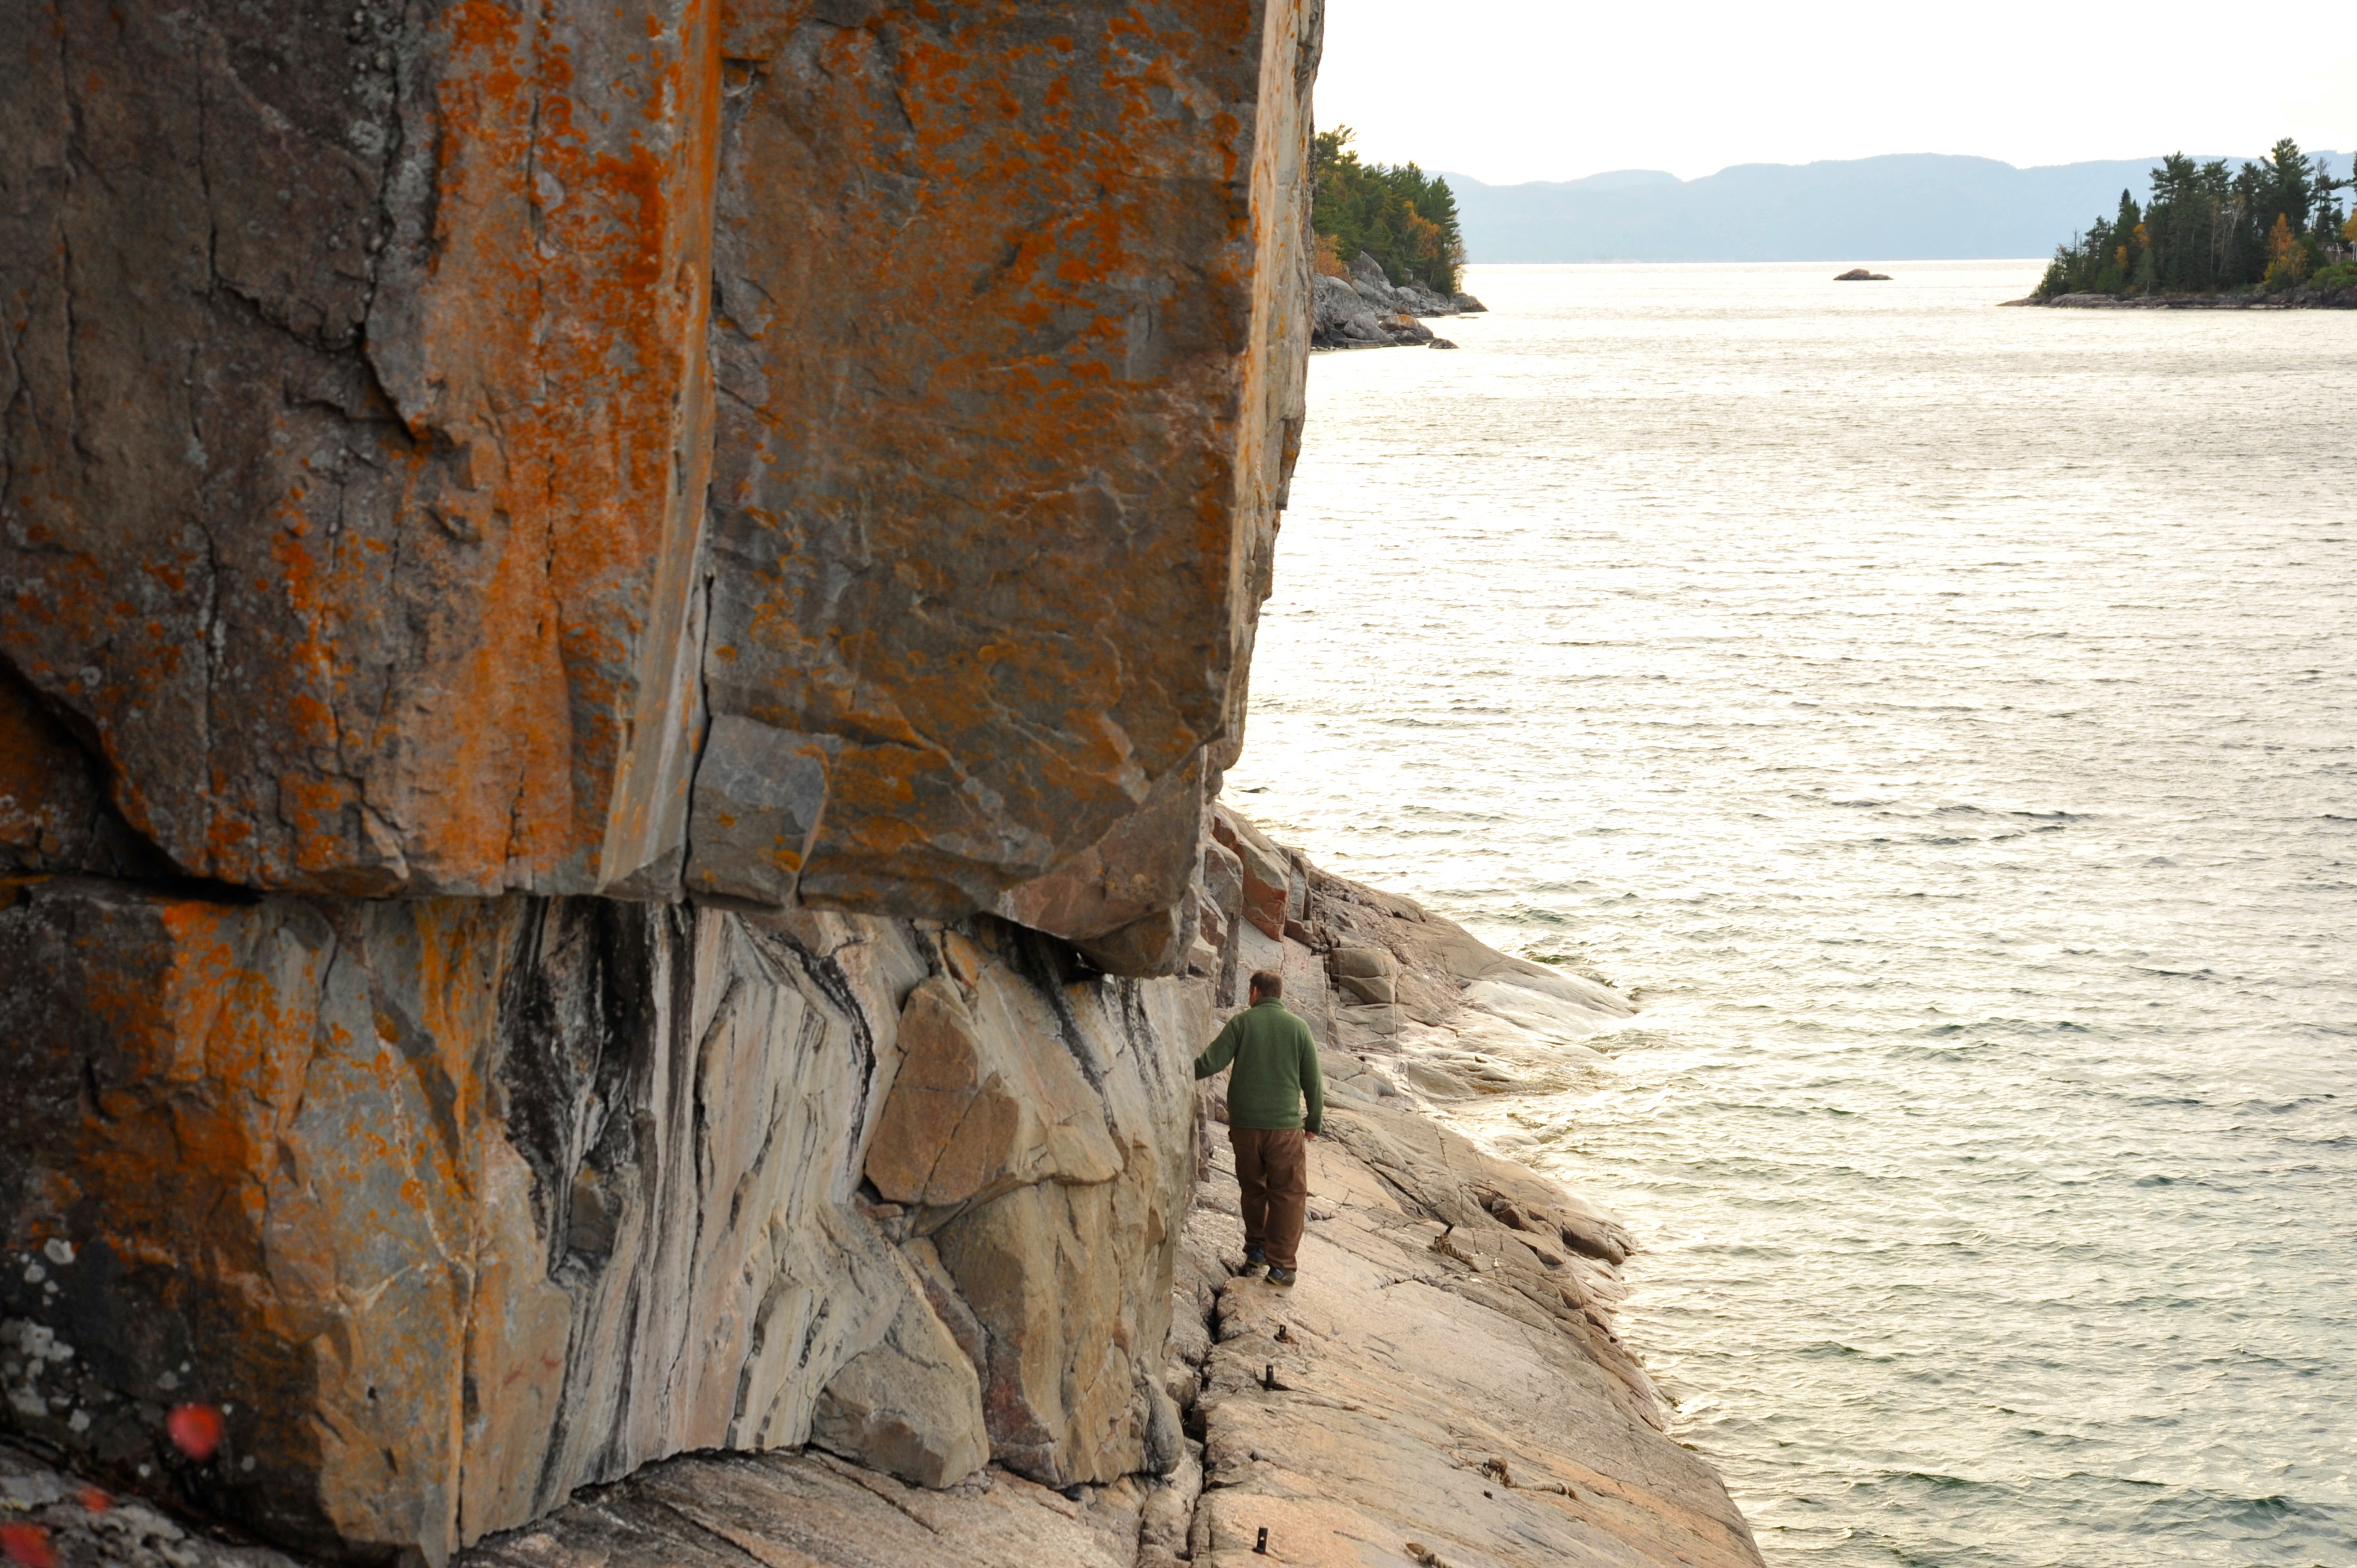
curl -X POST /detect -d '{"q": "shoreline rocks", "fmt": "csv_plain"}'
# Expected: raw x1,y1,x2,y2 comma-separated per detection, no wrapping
1155,821,1762,1568
1313,251,1487,350
2,0,1326,1548
0,0,1757,1559
2003,285,2357,308
1164,1120,1761,1568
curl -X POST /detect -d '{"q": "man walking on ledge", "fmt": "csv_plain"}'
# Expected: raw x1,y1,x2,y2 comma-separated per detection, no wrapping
1194,969,1323,1286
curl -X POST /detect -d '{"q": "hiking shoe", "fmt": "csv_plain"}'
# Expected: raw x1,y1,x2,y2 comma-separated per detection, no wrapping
1239,1248,1267,1277
1265,1265,1297,1288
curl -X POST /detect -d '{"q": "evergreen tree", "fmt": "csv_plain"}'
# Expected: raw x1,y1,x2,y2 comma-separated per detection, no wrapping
2036,137,2354,297
2257,139,2316,233
1310,127,1466,294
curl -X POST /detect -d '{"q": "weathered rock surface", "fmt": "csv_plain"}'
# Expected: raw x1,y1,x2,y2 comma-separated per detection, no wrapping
4,806,1764,1568
0,4,1771,1561
461,1448,1161,1568
3,1,1324,1546
0,1437,1157,1568
1310,277,1433,350
996,762,1209,949
1161,866,1751,1564
0,877,1201,1559
1349,249,1463,317
865,975,1117,1210
1,0,1317,914
0,0,720,898
1149,817,1760,1564
685,0,1320,921
1209,808,1294,942
1172,1115,1763,1568
0,666,173,880
1155,889,1758,1568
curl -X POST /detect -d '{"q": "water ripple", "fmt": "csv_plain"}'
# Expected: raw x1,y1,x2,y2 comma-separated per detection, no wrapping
1230,261,2357,1568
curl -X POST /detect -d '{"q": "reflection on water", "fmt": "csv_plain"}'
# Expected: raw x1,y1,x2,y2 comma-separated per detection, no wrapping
1226,261,2357,1567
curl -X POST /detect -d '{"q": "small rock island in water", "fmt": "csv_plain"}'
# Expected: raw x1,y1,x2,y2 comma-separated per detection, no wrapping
1835,267,1892,280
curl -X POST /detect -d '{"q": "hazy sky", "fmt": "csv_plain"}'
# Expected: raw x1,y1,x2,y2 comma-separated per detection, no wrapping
1317,1,2355,184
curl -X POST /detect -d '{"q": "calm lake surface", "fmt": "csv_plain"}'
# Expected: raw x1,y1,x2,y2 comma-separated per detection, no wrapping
1224,261,2357,1568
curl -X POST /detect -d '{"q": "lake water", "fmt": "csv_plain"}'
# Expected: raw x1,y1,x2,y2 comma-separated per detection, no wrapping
1223,261,2357,1568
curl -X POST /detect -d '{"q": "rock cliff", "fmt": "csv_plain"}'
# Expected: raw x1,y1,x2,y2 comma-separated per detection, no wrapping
1,0,1312,917
1,4,1762,1566
4,0,1315,1558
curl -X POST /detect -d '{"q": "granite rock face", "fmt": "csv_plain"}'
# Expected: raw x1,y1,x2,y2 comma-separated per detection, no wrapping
3,1,1316,1554
0,1439,1157,1568
0,879,1203,1559
1208,807,1292,942
0,0,719,898
695,0,1320,921
459,1447,1160,1568
0,1442,307,1568
1,0,1315,915
3,809,1770,1566
0,664,173,880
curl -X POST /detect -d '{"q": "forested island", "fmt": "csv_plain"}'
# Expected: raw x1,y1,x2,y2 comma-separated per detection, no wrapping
1312,126,1466,293
2032,138,2357,303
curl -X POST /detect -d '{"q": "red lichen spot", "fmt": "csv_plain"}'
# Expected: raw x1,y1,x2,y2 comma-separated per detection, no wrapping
0,1523,56,1568
166,1403,224,1462
76,1486,110,1513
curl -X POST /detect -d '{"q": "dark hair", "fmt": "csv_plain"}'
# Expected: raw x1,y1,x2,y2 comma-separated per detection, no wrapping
1249,969,1283,999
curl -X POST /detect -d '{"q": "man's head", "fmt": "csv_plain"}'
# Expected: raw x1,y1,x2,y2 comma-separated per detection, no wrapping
1248,969,1284,1003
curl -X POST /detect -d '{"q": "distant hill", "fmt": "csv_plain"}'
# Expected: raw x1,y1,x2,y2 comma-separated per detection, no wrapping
1441,152,2348,264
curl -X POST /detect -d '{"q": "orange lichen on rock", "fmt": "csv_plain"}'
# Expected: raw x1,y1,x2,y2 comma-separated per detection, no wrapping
0,0,719,897
1,0,1308,918
628,0,1312,922
0,879,1206,1559
0,0,1317,1559
0,879,513,1561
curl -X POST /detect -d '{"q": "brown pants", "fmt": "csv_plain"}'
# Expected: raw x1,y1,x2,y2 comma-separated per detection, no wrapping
1230,1127,1308,1270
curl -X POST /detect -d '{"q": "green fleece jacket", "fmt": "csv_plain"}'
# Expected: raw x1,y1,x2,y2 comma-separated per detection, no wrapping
1193,999,1323,1134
